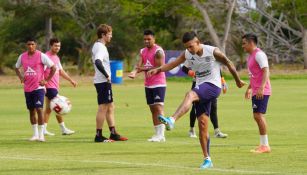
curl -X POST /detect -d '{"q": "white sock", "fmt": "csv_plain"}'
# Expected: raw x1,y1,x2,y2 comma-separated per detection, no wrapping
38,125,45,138
32,124,38,137
190,127,195,132
169,117,175,123
59,122,66,131
260,135,269,146
157,124,165,137
205,156,211,161
44,123,48,132
154,125,159,136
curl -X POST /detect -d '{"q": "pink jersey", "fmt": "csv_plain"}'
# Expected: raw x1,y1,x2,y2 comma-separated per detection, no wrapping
141,44,166,87
247,48,271,96
45,51,61,89
21,50,44,92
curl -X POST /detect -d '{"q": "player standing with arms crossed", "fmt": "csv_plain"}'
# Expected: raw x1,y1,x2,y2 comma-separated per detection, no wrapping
128,29,167,142
242,33,271,153
15,37,56,142
148,31,245,169
43,38,77,136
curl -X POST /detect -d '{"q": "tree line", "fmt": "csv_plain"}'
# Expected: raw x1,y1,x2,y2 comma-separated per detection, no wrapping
0,0,306,75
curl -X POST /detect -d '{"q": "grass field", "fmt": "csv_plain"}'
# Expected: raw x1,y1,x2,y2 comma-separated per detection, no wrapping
0,76,307,175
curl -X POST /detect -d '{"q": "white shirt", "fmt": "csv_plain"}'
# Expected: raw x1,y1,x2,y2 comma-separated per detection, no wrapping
184,44,222,88
91,42,111,84
255,51,269,69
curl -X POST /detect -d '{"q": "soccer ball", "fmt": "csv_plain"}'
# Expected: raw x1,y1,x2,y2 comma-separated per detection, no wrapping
50,95,72,115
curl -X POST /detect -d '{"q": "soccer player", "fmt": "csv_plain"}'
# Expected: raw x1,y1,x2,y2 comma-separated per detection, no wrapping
15,37,56,142
43,38,77,136
128,29,167,142
182,65,228,138
92,24,128,142
147,31,245,169
242,33,271,153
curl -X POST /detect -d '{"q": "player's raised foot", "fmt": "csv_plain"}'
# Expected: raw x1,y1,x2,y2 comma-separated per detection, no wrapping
214,129,228,138
94,135,114,143
147,135,166,142
110,133,128,141
44,130,55,136
62,128,75,135
29,135,39,141
200,158,213,169
158,115,174,131
188,128,197,138
250,145,271,153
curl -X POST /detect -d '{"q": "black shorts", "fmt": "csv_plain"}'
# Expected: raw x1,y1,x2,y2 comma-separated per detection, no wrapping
94,82,113,104
252,95,270,114
145,87,166,105
45,88,58,100
24,89,45,110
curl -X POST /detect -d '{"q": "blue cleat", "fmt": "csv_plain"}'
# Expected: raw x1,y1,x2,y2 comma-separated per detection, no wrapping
158,115,174,130
200,159,213,169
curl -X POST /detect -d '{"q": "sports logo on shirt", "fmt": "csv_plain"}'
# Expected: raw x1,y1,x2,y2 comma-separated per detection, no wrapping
25,66,36,76
144,60,153,68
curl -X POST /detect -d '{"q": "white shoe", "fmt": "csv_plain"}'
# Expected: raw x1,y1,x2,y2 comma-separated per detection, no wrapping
147,135,166,142
62,128,75,135
214,130,228,138
38,136,45,142
189,130,197,138
29,136,39,141
44,130,55,136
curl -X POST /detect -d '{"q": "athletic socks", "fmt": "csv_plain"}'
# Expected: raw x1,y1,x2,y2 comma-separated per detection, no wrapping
260,135,269,146
59,122,66,132
156,124,165,137
109,126,117,135
38,125,45,138
32,124,38,137
96,129,102,137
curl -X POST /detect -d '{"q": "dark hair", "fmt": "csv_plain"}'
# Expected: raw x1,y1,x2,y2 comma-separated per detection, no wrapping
203,41,213,46
25,36,36,43
242,33,258,44
49,38,60,46
143,29,155,36
182,31,197,43
97,24,112,38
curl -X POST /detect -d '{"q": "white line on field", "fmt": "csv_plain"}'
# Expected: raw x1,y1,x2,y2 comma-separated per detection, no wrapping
0,156,302,175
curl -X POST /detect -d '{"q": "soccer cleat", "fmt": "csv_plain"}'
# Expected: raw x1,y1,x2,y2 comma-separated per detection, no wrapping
94,135,114,143
38,136,45,142
44,130,55,136
250,145,271,153
62,128,75,135
214,130,228,138
147,135,166,142
200,159,213,169
109,133,128,141
158,115,174,130
29,136,39,141
188,130,197,138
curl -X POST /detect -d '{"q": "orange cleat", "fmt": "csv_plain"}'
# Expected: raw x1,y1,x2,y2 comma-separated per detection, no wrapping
250,145,271,153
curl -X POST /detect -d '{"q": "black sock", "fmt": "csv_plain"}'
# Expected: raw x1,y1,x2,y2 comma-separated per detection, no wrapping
96,129,102,137
109,126,116,134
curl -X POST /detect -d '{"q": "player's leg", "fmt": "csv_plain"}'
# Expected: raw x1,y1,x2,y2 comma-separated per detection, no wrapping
34,89,46,142
148,104,166,142
210,99,228,138
198,113,213,169
43,97,55,136
94,83,113,142
250,95,270,153
55,115,75,135
25,91,38,141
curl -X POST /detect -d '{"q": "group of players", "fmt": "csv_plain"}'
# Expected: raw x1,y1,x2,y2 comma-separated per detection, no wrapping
15,23,272,169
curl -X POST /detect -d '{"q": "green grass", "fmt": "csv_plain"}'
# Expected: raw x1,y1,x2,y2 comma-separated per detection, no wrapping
0,79,307,175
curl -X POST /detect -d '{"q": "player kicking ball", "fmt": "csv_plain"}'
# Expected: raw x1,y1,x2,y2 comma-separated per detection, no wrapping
148,31,246,169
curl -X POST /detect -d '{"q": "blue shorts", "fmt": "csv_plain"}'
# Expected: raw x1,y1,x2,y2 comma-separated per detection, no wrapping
94,82,113,104
145,87,166,105
252,95,270,114
45,88,58,100
24,89,45,110
192,82,221,117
